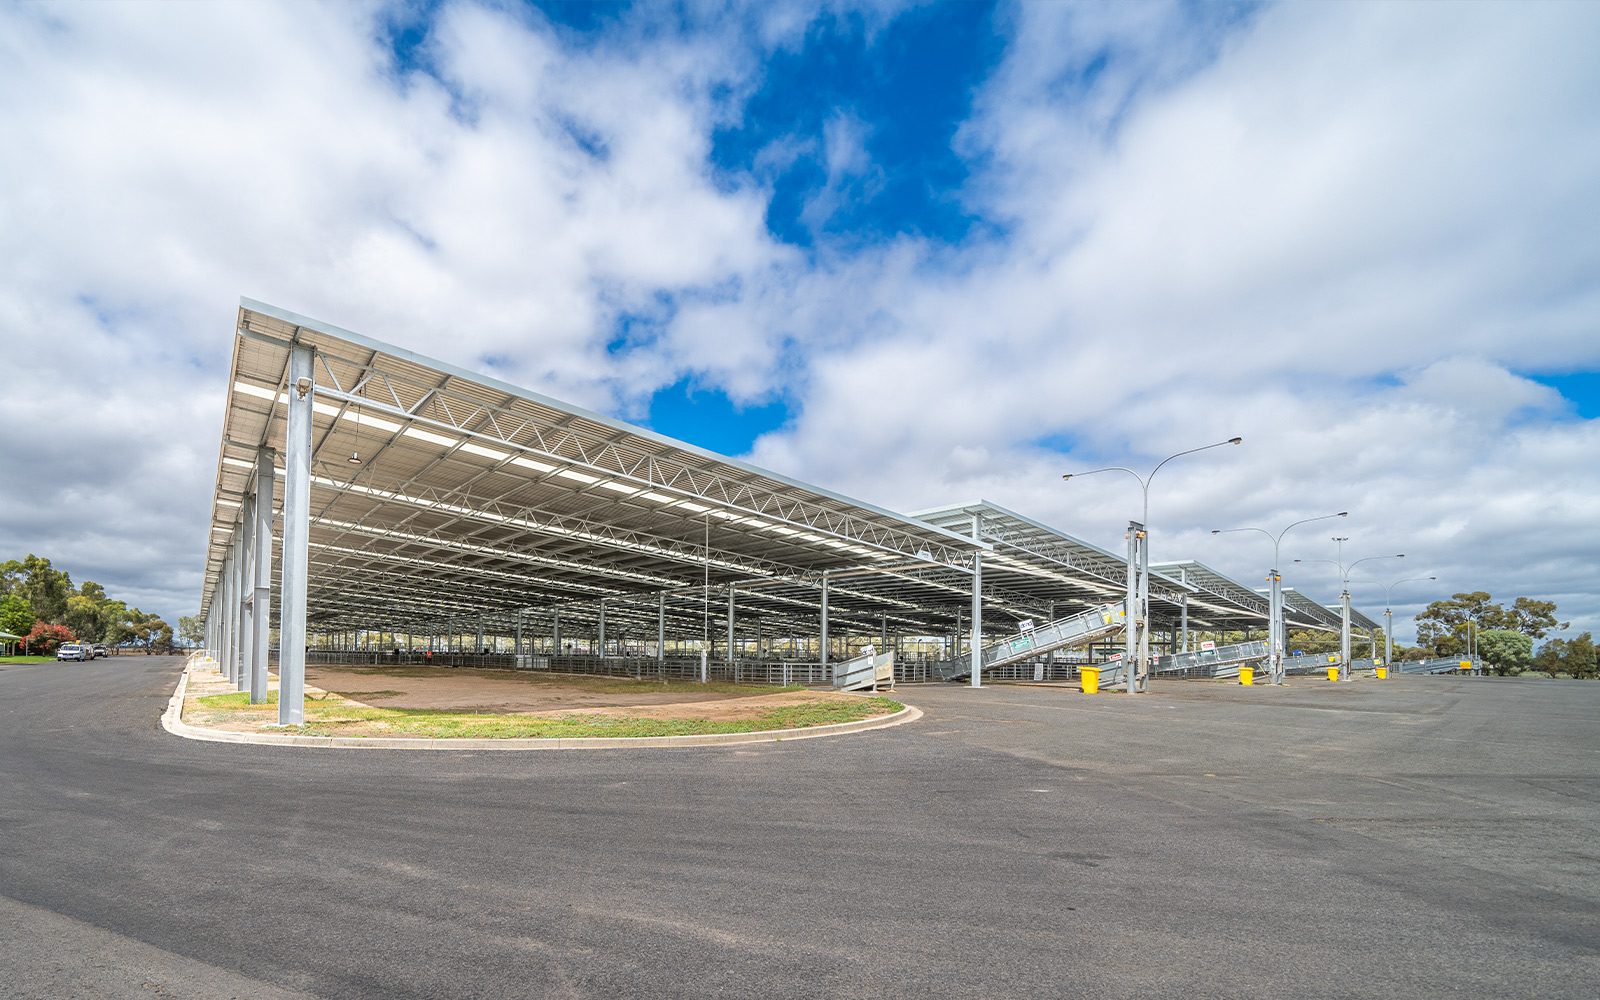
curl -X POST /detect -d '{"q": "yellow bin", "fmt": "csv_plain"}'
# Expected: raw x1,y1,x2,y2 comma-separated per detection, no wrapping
1327,666,1339,682
1376,666,1387,679
1240,666,1254,686
1080,666,1100,694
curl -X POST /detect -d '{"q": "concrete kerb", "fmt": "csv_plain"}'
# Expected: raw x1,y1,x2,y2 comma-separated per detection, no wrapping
163,657,921,750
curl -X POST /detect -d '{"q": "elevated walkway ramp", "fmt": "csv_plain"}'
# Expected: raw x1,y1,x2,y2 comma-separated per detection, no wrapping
833,651,895,691
1150,640,1269,680
1396,656,1481,675
932,603,1123,682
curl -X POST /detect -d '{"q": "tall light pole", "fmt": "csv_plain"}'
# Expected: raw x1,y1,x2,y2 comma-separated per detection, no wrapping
1211,511,1349,685
1377,576,1436,674
1064,436,1242,694
1295,543,1404,680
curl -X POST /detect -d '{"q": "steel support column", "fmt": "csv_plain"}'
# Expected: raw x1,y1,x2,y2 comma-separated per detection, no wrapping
969,550,982,689
726,588,735,664
820,573,830,669
1339,590,1353,681
1125,522,1140,694
657,593,665,662
247,452,273,703
237,492,255,694
597,600,605,656
1180,594,1189,654
277,343,313,726
1269,570,1284,684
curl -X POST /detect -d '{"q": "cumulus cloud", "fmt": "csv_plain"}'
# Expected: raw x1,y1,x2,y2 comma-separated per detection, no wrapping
0,0,1595,641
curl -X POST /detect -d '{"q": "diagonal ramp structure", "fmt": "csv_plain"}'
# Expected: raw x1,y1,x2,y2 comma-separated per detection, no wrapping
931,603,1123,682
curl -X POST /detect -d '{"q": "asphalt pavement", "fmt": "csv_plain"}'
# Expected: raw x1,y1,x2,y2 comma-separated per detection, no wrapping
2,656,1596,999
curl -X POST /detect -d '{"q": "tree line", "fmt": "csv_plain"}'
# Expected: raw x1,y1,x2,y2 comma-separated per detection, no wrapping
1415,591,1595,678
0,554,173,655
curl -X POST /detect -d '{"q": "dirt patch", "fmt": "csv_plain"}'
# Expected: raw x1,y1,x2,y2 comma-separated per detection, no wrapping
180,663,899,739
302,664,812,715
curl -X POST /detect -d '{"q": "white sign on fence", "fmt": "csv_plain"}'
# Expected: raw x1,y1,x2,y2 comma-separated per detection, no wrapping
1201,640,1216,651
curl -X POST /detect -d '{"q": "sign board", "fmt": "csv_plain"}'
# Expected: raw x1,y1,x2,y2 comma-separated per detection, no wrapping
1108,653,1123,661
1293,650,1303,656
1200,640,1216,651
1018,618,1035,632
1033,664,1045,681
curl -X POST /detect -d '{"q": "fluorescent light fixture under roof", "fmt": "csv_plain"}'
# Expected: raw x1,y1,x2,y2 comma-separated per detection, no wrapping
741,519,771,528
232,380,277,401
404,427,457,447
459,442,509,461
342,410,401,433
597,481,639,494
555,469,600,484
769,526,797,536
797,533,824,542
639,491,675,503
222,457,254,469
676,501,711,513
216,498,241,507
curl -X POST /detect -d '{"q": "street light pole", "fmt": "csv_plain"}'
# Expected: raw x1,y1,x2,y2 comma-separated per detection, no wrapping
1064,436,1242,694
1212,512,1349,685
1295,546,1405,680
1379,576,1436,675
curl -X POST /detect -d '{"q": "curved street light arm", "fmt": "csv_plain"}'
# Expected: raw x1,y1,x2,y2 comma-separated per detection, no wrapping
1061,466,1146,489
1149,437,1242,483
1275,511,1350,546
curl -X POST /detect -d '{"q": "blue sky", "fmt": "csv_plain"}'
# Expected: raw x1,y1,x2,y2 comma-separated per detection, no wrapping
0,0,1597,640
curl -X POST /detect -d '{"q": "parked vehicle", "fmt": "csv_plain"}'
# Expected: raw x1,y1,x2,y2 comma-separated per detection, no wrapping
91,644,109,658
56,643,89,662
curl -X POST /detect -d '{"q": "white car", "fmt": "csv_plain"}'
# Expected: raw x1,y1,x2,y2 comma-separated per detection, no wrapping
56,643,89,661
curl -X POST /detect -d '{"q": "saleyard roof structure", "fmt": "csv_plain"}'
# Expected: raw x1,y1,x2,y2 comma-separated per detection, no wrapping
201,298,1382,701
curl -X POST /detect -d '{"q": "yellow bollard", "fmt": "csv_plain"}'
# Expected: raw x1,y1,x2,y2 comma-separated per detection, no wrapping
1080,666,1100,694
1240,666,1253,686
1376,666,1387,679
1328,666,1339,682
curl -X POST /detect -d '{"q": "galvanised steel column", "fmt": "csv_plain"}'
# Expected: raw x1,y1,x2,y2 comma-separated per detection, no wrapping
552,608,561,654
969,550,982,688
726,588,735,663
229,532,245,683
249,449,274,703
819,573,830,673
1135,525,1150,693
1339,590,1353,681
515,608,523,659
1269,570,1284,684
1124,522,1140,694
1384,609,1393,676
970,514,983,689
237,491,255,693
598,601,606,657
657,593,665,662
476,614,484,655
219,549,234,681
278,343,314,726
1180,594,1189,653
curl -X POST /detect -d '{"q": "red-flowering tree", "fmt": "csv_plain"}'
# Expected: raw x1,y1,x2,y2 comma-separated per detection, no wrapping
24,622,74,656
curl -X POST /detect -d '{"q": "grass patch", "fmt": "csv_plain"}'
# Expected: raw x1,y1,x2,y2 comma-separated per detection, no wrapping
191,688,902,739
0,655,59,663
